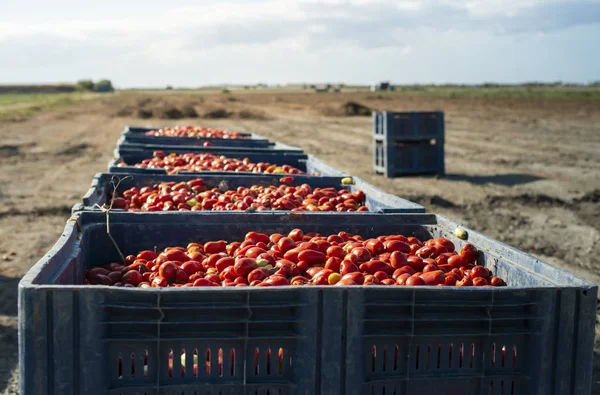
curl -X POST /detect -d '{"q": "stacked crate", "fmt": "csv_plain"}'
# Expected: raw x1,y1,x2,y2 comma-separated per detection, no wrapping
373,111,445,177
18,123,597,395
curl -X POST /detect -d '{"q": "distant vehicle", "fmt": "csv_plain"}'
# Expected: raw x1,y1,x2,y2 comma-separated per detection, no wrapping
371,81,395,92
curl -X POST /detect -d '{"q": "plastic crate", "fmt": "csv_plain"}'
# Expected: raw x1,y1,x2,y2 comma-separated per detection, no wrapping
122,126,273,148
373,112,444,141
19,212,597,395
71,173,425,214
374,138,444,177
115,141,304,156
373,111,445,177
109,150,348,178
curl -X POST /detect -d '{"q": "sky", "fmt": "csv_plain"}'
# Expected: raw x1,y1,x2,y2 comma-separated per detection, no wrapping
0,0,599,87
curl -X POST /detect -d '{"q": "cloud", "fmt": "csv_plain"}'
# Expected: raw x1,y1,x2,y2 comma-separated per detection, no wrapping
0,0,598,85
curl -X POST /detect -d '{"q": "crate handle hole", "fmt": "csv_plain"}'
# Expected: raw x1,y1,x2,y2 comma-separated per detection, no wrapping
193,349,198,377
448,343,453,368
254,348,260,375
511,380,515,395
415,345,420,370
181,349,186,377
372,345,377,372
470,344,475,369
501,345,506,368
491,343,496,368
278,348,284,376
426,345,431,370
168,350,173,377
131,352,135,377
489,380,493,395
231,348,236,376
500,380,504,393
267,348,272,375
382,346,387,372
512,345,517,368
437,344,441,369
144,350,148,377
117,353,122,379
459,343,463,368
206,348,211,376
218,348,223,377
393,345,398,371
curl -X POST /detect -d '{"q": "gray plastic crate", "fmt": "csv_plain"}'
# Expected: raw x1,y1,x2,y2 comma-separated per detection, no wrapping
373,111,445,177
72,173,425,214
122,126,273,148
19,212,596,395
373,111,444,141
109,150,348,178
374,138,445,177
115,140,304,155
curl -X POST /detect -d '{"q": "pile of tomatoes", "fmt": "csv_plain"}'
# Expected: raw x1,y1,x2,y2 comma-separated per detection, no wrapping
144,126,247,139
111,178,368,212
85,230,507,288
119,151,305,175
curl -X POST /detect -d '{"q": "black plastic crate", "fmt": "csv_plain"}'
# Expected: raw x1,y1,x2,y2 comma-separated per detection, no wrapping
109,148,347,178
373,111,444,141
122,126,272,148
72,173,425,214
373,112,445,177
374,138,445,177
19,212,597,395
115,141,304,156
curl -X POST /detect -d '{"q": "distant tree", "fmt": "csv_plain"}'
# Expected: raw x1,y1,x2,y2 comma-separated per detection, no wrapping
76,79,95,91
222,88,231,94
166,85,173,90
95,79,114,92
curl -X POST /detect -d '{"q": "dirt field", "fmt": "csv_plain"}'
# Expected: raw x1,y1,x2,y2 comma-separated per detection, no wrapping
0,90,599,393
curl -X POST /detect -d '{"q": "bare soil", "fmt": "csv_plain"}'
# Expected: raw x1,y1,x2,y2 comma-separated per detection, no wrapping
0,91,599,394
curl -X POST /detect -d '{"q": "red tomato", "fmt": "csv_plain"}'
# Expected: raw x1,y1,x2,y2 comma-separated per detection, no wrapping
405,276,425,286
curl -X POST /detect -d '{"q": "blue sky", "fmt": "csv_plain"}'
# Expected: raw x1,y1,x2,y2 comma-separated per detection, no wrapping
0,0,599,87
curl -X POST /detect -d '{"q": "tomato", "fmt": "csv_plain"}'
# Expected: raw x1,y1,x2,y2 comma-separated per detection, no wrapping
297,249,327,265
181,261,202,276
340,261,359,276
469,266,490,279
383,240,411,254
407,256,426,271
277,237,296,253
324,256,342,273
422,264,438,273
365,239,385,255
456,277,473,287
373,271,388,281
405,276,425,286
288,229,304,242
152,276,168,287
290,275,310,285
460,244,478,264
328,273,342,285
490,276,506,287
158,262,178,280
312,269,334,285
215,257,236,273
420,270,445,286
234,258,258,277
245,232,270,244
447,255,466,268
350,247,372,263
359,260,394,275
306,266,325,279
204,241,227,254
137,250,158,261
264,275,289,286
341,272,364,284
